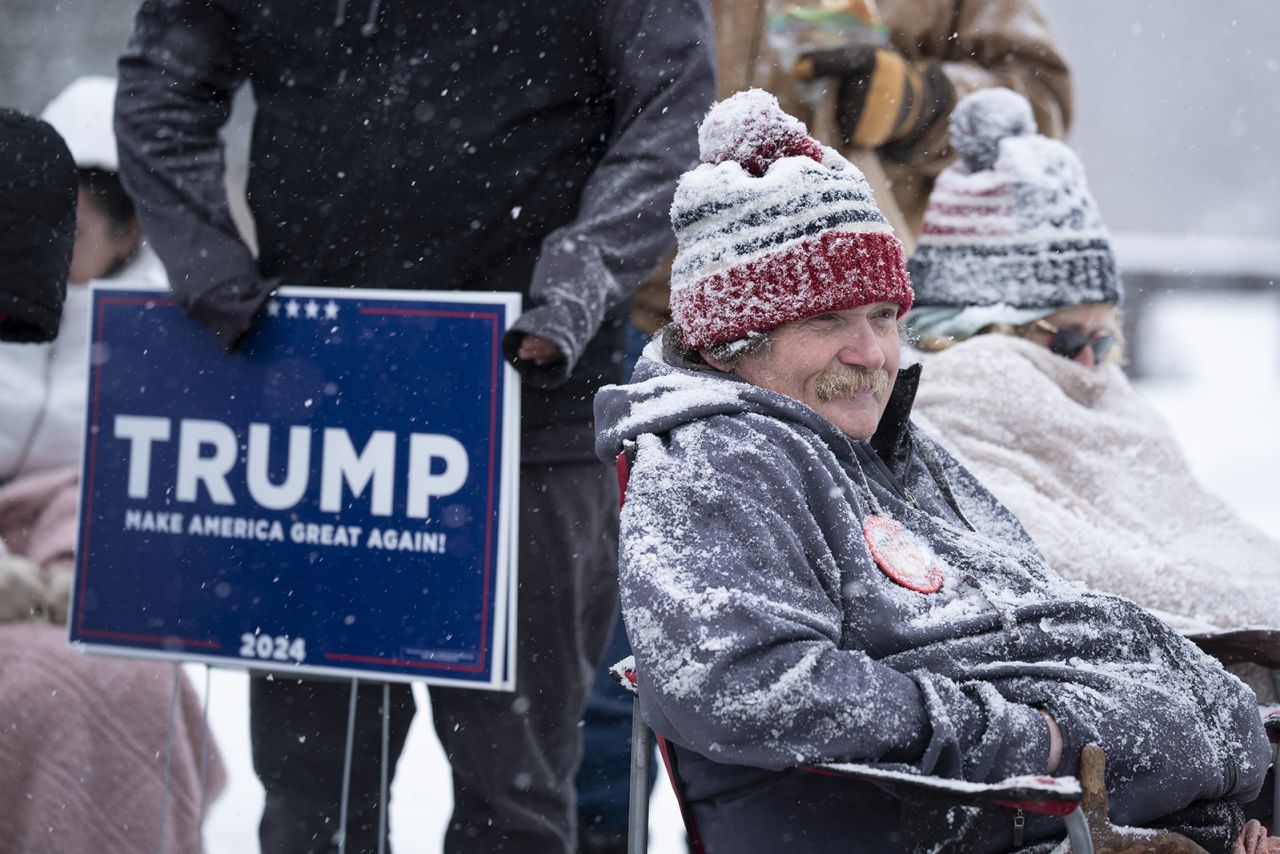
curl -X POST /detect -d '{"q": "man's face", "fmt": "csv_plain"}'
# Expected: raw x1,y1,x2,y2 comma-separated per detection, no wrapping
721,303,901,440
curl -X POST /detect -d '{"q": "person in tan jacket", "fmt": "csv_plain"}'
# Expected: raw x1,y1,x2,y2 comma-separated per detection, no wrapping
631,0,1073,335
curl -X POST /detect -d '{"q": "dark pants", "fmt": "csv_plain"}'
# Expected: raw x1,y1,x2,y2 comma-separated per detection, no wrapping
251,462,621,854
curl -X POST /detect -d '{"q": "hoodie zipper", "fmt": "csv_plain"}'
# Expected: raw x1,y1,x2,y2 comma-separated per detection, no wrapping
853,445,921,511
854,443,975,532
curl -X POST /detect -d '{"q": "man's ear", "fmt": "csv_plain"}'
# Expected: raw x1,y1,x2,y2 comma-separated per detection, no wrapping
699,349,733,373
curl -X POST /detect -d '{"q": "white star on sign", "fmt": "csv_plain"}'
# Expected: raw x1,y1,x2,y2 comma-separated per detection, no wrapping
304,300,320,319
266,300,281,317
324,300,339,320
285,300,301,318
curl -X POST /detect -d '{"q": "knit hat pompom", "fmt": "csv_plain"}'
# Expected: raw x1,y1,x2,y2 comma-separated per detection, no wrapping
949,88,1036,173
698,89,824,177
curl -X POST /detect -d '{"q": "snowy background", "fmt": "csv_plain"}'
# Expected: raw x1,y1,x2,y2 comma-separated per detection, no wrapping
1,1,1277,851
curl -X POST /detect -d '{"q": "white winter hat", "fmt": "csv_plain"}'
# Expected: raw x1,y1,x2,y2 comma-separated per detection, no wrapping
908,88,1121,310
41,75,120,172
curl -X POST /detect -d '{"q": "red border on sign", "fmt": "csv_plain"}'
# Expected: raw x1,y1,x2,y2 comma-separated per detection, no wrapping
330,305,504,674
75,296,507,676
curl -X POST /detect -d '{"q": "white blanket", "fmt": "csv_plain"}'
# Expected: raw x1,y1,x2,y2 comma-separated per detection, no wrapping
912,335,1280,636
0,248,165,481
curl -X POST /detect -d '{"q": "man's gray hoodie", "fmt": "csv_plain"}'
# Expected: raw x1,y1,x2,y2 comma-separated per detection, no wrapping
594,345,1270,853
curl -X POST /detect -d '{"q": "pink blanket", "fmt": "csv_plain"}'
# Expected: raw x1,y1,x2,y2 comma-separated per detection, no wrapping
0,464,78,573
0,623,226,853
0,468,227,851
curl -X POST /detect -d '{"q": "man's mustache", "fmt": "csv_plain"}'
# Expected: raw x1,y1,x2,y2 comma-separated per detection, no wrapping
815,365,891,402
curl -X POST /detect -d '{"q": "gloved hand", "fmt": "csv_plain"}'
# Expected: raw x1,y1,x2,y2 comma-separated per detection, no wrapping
186,274,281,351
797,45,954,151
44,567,73,626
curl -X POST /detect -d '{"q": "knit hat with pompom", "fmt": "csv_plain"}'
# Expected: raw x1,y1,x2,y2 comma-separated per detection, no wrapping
908,88,1121,310
669,89,912,349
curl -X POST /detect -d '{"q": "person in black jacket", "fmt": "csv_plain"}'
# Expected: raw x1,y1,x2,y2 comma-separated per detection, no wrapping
114,2,716,852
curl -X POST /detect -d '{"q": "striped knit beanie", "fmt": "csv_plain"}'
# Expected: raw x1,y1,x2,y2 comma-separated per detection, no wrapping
669,89,912,349
908,88,1122,309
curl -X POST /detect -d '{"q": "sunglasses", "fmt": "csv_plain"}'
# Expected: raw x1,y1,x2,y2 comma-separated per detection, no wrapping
1030,319,1116,363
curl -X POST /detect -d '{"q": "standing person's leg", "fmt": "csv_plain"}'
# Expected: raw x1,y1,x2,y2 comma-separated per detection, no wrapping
251,675,416,854
431,461,620,854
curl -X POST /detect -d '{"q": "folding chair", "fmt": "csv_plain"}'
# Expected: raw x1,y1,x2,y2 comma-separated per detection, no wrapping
1185,627,1280,830
611,656,1094,854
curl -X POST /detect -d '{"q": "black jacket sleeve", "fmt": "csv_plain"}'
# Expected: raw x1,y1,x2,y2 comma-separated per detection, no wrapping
505,0,716,388
115,0,270,349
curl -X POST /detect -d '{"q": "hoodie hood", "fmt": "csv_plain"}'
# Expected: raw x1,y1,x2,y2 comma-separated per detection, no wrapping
594,333,924,469
594,336,859,465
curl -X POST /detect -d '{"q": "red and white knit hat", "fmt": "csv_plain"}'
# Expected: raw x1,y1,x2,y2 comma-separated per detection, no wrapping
669,89,912,349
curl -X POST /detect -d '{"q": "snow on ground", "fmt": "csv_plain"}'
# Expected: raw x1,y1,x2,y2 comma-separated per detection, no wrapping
192,671,689,852
196,290,1280,853
192,675,461,853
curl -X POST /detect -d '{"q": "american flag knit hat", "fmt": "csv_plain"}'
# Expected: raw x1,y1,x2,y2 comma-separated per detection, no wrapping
669,89,912,350
908,88,1122,309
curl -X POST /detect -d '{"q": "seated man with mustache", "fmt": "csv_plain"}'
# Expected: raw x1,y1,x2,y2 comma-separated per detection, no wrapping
593,89,1273,854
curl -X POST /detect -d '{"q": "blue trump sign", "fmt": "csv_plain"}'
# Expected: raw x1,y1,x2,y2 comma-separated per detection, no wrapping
71,286,520,689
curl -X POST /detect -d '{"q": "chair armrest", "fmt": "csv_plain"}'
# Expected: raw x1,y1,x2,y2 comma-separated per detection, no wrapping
1263,706,1280,744
807,762,1082,817
610,655,639,697
1184,627,1280,668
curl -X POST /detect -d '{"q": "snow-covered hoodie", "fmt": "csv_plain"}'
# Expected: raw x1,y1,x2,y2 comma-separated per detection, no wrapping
594,342,1270,852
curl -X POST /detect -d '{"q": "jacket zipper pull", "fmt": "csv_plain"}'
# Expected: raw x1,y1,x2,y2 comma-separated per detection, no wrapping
901,485,921,510
1012,808,1025,847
